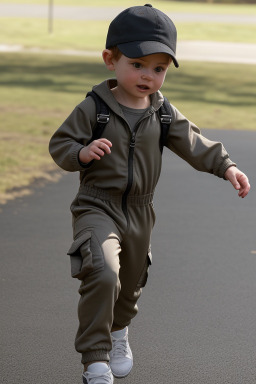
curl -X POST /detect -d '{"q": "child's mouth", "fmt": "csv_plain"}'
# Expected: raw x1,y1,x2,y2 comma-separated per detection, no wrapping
137,85,149,90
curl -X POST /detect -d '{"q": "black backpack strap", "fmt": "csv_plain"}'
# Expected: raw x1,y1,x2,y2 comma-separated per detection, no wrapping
86,91,171,154
159,96,172,153
79,91,110,183
86,91,110,145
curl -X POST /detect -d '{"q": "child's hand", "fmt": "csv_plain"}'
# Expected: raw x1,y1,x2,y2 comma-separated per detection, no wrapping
79,138,112,164
224,166,250,198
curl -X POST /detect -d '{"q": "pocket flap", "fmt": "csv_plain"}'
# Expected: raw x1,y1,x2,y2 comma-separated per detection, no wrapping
137,251,152,289
67,231,92,256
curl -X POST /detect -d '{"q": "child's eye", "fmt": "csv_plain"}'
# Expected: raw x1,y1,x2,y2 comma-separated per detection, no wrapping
155,66,164,73
132,62,142,69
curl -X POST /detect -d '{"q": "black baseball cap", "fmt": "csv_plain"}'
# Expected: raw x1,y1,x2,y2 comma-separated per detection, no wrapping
106,4,179,68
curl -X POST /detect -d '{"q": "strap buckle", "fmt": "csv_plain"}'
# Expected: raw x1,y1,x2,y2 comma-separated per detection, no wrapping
160,115,172,124
97,114,110,124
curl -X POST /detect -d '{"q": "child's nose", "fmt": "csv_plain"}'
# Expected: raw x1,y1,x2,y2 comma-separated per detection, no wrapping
141,69,153,80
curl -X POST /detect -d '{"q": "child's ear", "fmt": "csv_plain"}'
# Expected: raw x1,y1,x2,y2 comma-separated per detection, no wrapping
102,49,115,71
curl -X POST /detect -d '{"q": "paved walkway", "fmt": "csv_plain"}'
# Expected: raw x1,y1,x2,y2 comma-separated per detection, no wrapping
1,41,256,65
177,41,256,64
1,130,256,384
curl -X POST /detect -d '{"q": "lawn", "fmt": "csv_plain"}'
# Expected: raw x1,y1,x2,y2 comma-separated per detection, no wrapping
0,1,255,203
1,1,256,52
0,52,255,202
1,18,256,50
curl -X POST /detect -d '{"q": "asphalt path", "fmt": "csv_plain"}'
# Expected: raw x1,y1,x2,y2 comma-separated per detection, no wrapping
2,41,256,65
1,129,256,384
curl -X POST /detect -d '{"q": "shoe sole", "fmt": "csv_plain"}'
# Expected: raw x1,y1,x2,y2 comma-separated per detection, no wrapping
111,365,133,379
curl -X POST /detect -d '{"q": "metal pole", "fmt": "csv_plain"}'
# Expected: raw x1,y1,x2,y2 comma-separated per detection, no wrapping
48,0,53,34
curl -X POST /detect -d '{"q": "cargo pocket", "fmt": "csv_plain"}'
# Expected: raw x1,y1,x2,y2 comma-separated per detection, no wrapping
67,231,104,280
136,250,152,289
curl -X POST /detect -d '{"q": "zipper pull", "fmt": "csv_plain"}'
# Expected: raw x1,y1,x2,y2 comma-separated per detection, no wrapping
130,132,136,148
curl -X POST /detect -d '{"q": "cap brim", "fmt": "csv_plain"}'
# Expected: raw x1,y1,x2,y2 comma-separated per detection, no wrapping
117,41,179,68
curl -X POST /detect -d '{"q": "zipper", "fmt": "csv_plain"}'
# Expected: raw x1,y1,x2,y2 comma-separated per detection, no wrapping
121,109,154,226
122,131,136,225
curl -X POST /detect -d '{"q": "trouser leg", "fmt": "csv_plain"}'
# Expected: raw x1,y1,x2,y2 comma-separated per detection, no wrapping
113,203,154,328
71,201,154,364
75,227,148,363
75,226,122,364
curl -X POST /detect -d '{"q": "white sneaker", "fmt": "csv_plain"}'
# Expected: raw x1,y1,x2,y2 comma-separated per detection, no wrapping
82,365,113,384
109,327,133,378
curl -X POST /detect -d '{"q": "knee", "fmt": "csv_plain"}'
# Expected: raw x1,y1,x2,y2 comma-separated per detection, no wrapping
79,263,120,297
101,264,120,293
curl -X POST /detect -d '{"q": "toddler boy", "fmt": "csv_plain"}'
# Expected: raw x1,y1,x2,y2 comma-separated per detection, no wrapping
49,4,250,384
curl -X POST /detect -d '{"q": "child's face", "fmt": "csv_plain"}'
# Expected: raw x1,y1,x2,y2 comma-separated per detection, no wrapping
106,52,171,107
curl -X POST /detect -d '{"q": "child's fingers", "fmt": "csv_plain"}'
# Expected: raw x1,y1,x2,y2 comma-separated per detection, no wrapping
225,168,250,198
94,139,112,153
90,148,104,160
237,174,250,198
97,138,112,148
232,173,250,198
228,174,241,190
96,140,112,154
89,139,112,159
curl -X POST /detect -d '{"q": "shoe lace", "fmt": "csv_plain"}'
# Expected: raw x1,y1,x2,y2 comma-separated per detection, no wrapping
111,335,128,357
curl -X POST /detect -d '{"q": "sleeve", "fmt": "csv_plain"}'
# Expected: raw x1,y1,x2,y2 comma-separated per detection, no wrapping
165,104,236,179
49,97,96,172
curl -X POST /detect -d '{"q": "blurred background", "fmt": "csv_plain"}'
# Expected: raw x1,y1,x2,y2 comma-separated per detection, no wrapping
0,0,255,201
1,3,256,384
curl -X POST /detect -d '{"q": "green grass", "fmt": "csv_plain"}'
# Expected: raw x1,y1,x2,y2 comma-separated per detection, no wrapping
1,18,256,53
177,22,256,43
0,18,109,51
0,52,255,201
0,0,255,202
163,61,256,130
1,0,256,15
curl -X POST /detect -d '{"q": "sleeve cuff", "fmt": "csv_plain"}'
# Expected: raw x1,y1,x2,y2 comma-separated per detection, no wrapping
218,158,237,179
